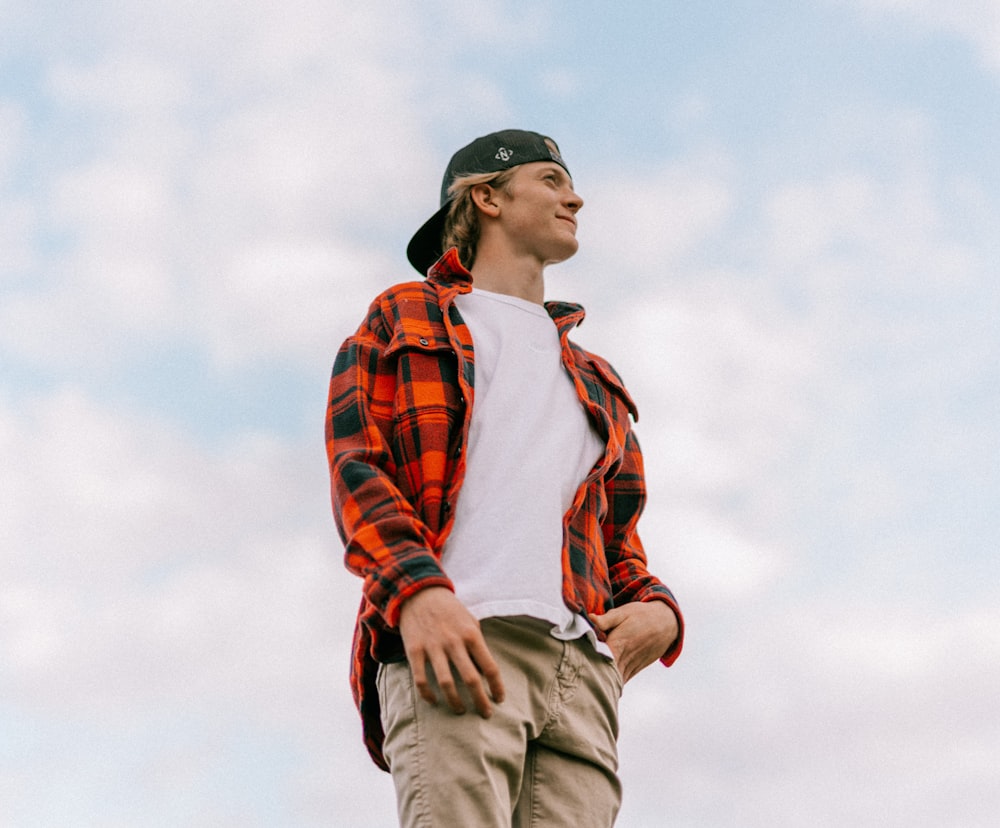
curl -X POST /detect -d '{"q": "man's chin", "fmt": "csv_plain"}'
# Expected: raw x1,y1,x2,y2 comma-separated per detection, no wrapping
548,239,579,266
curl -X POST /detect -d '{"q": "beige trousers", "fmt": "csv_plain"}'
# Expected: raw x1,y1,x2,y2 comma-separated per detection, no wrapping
377,615,623,828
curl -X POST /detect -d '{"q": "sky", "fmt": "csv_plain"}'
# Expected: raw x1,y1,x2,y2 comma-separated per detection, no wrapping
1,0,999,826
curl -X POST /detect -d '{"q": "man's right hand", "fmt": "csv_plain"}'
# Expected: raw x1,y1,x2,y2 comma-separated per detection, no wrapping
397,586,505,718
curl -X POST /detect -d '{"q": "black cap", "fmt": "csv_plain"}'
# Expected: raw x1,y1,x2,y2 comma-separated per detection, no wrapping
406,129,570,275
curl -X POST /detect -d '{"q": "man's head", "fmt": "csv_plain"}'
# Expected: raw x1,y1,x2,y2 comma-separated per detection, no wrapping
406,129,572,274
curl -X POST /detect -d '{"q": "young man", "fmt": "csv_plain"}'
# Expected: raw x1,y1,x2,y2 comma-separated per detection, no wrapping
326,129,684,827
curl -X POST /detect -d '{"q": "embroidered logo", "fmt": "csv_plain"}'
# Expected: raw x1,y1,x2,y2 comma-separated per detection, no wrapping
495,147,513,162
544,137,564,165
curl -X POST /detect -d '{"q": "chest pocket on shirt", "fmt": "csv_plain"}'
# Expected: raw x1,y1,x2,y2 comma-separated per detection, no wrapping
383,321,464,516
384,322,463,425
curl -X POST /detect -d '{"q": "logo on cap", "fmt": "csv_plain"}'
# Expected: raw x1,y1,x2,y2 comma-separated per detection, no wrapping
495,147,513,162
544,138,564,164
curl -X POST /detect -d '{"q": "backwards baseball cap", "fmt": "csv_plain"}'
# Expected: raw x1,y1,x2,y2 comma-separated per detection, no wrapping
406,129,570,275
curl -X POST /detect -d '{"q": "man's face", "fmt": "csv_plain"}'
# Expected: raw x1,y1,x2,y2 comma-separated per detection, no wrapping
493,161,584,266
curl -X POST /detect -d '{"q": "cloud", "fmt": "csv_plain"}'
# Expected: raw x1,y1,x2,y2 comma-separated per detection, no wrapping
0,385,381,822
47,55,191,115
539,67,580,98
841,0,1000,73
579,155,735,274
1,1,445,375
0,101,27,179
562,97,999,624
0,388,334,700
12,379,995,825
199,238,397,368
615,590,1000,826
0,101,35,281
429,0,552,44
2,0,580,376
574,288,813,602
4,1,1000,825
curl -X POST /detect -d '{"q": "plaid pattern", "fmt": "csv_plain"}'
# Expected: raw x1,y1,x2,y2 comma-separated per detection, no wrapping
326,248,684,771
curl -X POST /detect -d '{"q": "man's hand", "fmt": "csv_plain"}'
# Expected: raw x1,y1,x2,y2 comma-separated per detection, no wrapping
397,587,505,717
589,601,679,683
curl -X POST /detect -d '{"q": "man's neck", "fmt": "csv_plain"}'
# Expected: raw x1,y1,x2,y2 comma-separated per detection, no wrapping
469,256,546,305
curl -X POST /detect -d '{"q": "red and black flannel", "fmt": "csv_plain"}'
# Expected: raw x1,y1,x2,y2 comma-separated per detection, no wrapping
326,248,684,770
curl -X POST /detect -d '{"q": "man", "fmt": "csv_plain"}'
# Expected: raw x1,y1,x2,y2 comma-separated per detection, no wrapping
326,129,684,827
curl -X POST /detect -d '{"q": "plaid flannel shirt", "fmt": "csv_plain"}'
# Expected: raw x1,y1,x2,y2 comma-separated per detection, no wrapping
326,249,684,770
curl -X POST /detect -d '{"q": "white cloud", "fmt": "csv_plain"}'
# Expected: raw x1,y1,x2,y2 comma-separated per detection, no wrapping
580,155,735,272
0,388,338,699
539,67,580,98
4,1,1000,824
48,56,190,115
0,100,27,179
667,92,713,132
0,5,442,370
8,381,994,826
655,508,787,600
201,238,397,367
841,0,1000,72
433,0,552,43
2,0,577,375
762,159,978,297
604,296,809,603
616,593,1000,826
566,99,998,622
0,199,35,283
0,386,375,822
0,101,35,281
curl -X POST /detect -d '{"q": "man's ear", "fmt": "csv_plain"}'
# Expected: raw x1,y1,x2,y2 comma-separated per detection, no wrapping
471,183,502,218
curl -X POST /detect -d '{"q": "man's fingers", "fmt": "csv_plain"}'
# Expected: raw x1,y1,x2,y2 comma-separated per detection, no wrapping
409,653,438,707
461,642,503,717
588,611,610,631
599,601,679,684
453,638,504,718
483,663,505,707
397,589,506,717
589,607,625,633
471,645,505,707
459,667,493,719
422,638,504,719
431,651,467,715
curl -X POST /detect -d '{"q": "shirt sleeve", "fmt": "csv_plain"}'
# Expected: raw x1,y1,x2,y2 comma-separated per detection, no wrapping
603,428,685,666
326,330,454,628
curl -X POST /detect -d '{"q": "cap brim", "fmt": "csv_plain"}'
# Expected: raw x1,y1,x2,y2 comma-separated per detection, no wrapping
406,202,452,275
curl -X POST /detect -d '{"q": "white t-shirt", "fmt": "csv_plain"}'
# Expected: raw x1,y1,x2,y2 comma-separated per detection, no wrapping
442,289,610,655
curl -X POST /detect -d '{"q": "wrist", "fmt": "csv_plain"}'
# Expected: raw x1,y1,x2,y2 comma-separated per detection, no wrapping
386,580,454,628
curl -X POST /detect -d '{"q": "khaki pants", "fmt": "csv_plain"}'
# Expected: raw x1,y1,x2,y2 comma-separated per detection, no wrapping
377,616,623,828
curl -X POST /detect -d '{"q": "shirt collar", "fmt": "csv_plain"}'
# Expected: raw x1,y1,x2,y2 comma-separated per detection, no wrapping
426,247,473,288
545,300,586,335
427,247,586,332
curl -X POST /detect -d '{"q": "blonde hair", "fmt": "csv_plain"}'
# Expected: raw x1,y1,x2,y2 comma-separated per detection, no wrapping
441,168,516,269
